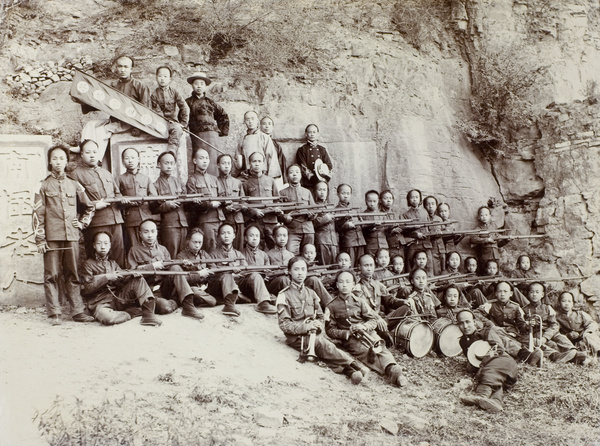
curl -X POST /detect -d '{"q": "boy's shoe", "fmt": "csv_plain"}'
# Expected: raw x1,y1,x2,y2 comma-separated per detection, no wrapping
387,364,408,387
351,361,370,379
72,313,95,323
181,296,204,320
155,298,178,314
223,293,240,317
476,397,503,413
525,348,543,367
125,307,143,319
50,315,62,326
550,350,577,363
255,301,277,314
460,394,484,406
349,370,363,385
140,299,162,326
573,351,589,365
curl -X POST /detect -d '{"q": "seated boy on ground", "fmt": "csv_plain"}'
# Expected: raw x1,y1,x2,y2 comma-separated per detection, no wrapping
82,231,162,326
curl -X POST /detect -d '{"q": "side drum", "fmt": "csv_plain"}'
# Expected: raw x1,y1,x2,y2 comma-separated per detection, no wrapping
393,319,434,358
431,318,463,357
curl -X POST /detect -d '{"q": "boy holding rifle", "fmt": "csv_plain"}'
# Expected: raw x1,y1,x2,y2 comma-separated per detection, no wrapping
116,147,158,248
70,139,126,267
34,144,95,325
242,151,281,249
276,257,365,384
326,271,408,386
186,148,224,254
279,164,316,255
209,223,276,316
82,231,162,326
153,150,189,258
216,153,246,250
127,219,204,320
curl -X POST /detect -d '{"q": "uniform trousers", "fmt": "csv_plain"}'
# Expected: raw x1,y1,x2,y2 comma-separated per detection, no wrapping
44,240,85,317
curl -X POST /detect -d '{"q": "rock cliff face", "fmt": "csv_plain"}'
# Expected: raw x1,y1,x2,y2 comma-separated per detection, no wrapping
0,0,599,308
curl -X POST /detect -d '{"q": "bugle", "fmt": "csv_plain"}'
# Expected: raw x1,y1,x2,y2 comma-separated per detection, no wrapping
355,329,384,354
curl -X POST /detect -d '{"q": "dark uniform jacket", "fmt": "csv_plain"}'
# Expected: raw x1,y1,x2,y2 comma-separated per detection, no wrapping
478,299,527,337
186,169,224,224
186,93,229,136
279,184,315,235
116,169,157,228
151,85,189,123
81,255,124,308
335,202,366,248
326,291,378,341
243,173,279,224
69,164,124,227
313,199,337,246
276,282,323,344
154,173,188,228
127,241,171,269
34,172,94,243
217,173,245,224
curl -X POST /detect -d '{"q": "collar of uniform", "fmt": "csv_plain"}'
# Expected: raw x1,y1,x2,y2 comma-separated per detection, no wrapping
159,172,173,180
220,244,234,254
118,76,133,85
192,92,206,99
194,167,207,175
308,141,318,148
50,171,66,180
528,301,542,309
290,281,304,291
185,247,200,259
95,253,110,261
289,183,301,189
246,245,259,253
218,172,231,179
250,170,262,178
359,275,373,284
247,128,259,136
274,245,286,252
338,202,350,208
315,199,327,205
142,240,158,250
126,167,139,175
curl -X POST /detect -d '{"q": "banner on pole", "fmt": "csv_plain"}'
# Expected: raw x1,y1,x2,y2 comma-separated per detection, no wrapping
69,70,169,139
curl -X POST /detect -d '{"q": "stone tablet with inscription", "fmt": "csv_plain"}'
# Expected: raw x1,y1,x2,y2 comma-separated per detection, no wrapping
0,135,51,306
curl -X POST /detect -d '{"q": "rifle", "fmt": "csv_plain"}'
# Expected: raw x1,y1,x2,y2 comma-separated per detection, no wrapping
207,264,287,276
452,275,588,286
379,272,410,283
429,273,476,289
429,229,507,238
93,270,195,279
161,257,242,267
495,234,546,241
351,218,414,228
281,203,335,217
103,195,280,205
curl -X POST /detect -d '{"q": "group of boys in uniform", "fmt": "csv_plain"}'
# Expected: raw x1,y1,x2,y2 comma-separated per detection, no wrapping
33,60,600,415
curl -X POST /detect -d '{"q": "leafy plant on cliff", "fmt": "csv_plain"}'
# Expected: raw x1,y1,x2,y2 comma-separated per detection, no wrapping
459,43,549,154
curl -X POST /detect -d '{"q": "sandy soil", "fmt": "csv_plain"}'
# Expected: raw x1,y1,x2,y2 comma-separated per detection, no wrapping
1,305,599,446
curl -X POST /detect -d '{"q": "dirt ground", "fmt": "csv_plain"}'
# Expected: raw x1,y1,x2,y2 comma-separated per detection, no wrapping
1,305,599,446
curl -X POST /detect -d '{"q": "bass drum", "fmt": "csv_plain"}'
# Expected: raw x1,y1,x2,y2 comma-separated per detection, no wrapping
431,318,463,357
393,319,434,358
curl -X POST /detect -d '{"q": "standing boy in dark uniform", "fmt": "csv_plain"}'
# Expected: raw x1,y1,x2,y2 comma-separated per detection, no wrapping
34,144,95,325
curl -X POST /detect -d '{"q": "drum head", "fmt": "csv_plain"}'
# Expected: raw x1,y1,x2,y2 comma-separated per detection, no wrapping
467,340,492,368
407,322,434,358
437,323,463,357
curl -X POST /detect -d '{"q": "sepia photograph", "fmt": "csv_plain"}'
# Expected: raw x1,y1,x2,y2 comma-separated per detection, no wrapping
0,0,599,444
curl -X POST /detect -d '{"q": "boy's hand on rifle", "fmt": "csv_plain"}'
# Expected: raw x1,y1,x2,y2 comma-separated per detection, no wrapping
321,213,333,223
95,199,109,211
106,272,119,281
376,317,388,332
196,268,210,278
72,219,84,230
391,227,402,235
568,330,580,340
306,212,316,220
166,200,181,209
152,261,164,270
210,201,220,208
131,272,142,278
37,243,48,254
182,259,194,267
255,209,265,218
416,231,425,239
282,214,293,224
344,221,356,229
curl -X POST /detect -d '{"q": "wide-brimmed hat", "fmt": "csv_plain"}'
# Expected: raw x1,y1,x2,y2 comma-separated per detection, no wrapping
314,158,331,182
187,72,212,85
467,340,493,368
